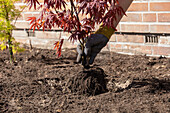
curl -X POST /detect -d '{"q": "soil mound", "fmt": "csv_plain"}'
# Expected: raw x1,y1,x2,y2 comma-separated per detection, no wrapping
66,67,108,96
0,48,170,112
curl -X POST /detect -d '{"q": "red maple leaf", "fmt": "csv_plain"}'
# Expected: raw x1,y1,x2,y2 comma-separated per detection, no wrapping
54,39,64,58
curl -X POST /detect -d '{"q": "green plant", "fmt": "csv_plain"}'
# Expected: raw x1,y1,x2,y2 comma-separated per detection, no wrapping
0,0,25,63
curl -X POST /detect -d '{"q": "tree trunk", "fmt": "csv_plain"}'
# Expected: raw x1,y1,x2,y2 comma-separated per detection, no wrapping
8,39,14,64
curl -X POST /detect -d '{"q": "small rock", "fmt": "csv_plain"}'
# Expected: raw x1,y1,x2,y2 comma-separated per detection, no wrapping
153,64,166,69
107,78,133,92
115,79,132,89
56,109,62,113
0,73,2,78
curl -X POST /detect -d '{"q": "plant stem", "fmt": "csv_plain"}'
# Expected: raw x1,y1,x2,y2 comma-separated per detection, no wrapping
70,0,86,67
4,2,14,63
8,39,14,63
14,6,26,26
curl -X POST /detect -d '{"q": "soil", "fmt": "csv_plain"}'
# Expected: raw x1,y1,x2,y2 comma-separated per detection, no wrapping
0,48,170,113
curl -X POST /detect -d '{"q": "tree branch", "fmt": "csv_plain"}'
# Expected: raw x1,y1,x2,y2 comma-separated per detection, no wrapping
70,0,84,45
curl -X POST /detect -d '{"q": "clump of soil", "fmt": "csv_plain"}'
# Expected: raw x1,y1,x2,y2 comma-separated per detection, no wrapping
66,67,108,96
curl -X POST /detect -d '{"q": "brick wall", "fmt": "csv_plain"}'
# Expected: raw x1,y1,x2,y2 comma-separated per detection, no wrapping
13,0,170,57
107,0,170,57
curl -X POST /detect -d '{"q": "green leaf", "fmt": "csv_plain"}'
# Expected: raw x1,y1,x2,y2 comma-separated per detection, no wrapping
0,43,6,50
17,47,25,53
0,36,5,41
12,45,17,54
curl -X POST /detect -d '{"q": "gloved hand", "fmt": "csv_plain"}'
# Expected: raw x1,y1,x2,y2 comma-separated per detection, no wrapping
76,34,109,66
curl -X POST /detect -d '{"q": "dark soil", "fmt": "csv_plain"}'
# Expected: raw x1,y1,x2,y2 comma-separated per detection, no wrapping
66,67,108,96
0,48,170,113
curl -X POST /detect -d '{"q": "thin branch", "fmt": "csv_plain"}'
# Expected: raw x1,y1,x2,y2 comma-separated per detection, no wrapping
14,6,26,26
70,0,83,45
70,0,81,31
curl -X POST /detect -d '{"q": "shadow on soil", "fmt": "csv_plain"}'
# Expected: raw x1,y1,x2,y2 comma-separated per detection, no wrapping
130,78,170,93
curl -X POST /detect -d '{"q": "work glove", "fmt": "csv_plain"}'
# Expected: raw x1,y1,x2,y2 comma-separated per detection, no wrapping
76,34,109,66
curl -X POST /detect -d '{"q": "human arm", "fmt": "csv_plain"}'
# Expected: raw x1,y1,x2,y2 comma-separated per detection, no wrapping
77,0,133,66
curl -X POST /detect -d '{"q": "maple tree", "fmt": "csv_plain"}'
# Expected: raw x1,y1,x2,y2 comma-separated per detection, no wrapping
25,0,125,60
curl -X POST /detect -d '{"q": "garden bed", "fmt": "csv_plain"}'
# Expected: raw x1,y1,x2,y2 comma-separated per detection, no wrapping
0,48,170,112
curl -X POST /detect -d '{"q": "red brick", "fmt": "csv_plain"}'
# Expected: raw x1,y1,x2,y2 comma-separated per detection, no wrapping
139,46,152,54
129,45,140,49
12,30,28,37
38,0,44,3
15,38,29,44
35,31,71,39
110,48,123,53
158,13,170,22
60,32,71,39
116,35,144,43
122,49,136,54
130,45,152,54
116,24,121,31
115,44,122,49
159,38,168,45
150,2,170,11
159,36,170,45
122,44,131,49
143,13,156,22
23,13,33,20
150,25,170,33
35,31,57,39
152,46,170,56
62,41,77,49
23,6,42,12
121,13,142,22
110,35,116,42
121,24,149,32
14,22,30,28
128,3,148,11
32,14,40,19
111,44,152,55
109,42,115,48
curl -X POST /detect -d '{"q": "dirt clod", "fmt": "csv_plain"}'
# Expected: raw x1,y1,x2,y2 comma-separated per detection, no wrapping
66,68,108,96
